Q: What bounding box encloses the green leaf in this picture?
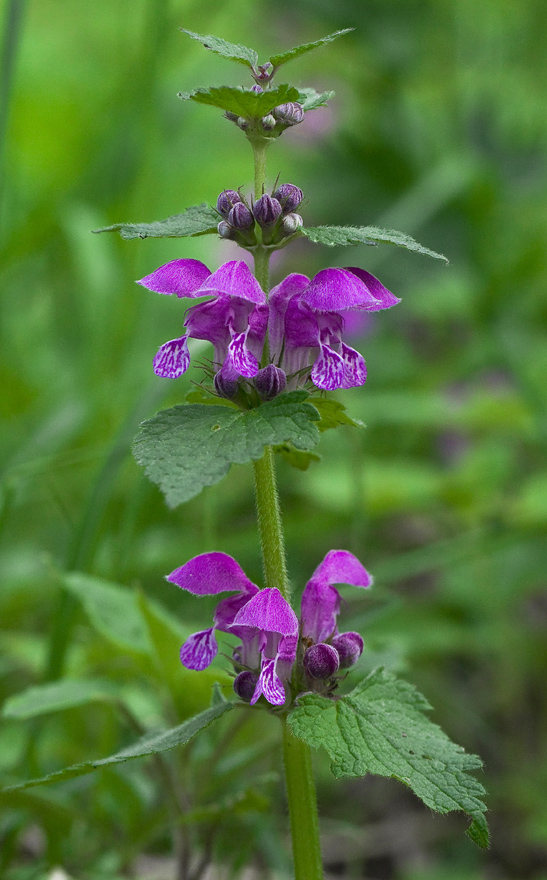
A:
[302,226,449,262]
[269,29,354,68]
[287,668,489,848]
[180,30,258,69]
[2,679,120,720]
[132,392,320,508]
[298,88,336,111]
[274,442,321,471]
[178,84,300,118]
[92,203,219,240]
[185,387,238,408]
[63,572,151,655]
[311,398,364,432]
[3,702,234,792]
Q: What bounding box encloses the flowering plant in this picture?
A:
[5,26,488,878]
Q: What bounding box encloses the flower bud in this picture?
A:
[214,371,239,399]
[237,116,249,131]
[273,102,304,126]
[303,643,340,680]
[273,184,303,214]
[281,213,303,235]
[217,221,234,239]
[254,365,287,400]
[253,195,282,228]
[217,189,242,217]
[331,632,364,669]
[224,111,239,124]
[254,63,272,83]
[260,114,277,132]
[228,202,255,230]
[233,670,259,702]
[250,84,263,94]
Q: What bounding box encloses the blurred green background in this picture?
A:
[1,1,546,878]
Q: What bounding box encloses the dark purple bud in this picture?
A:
[281,213,303,235]
[217,220,234,239]
[254,365,287,400]
[260,114,277,132]
[331,632,364,669]
[224,111,239,124]
[273,184,303,214]
[254,63,272,83]
[233,670,259,702]
[273,102,304,126]
[228,202,255,230]
[303,643,340,680]
[214,371,239,399]
[253,195,282,227]
[217,189,242,217]
[250,84,263,94]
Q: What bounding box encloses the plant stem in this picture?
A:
[282,718,324,880]
[250,127,323,880]
[253,447,289,599]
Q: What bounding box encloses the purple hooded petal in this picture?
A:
[311,343,345,390]
[180,628,217,671]
[232,587,299,637]
[197,261,266,305]
[301,550,373,643]
[167,552,258,596]
[153,336,191,379]
[301,268,382,312]
[214,587,259,633]
[345,267,400,310]
[137,259,211,297]
[250,657,286,706]
[339,343,367,389]
[268,274,310,360]
[310,550,373,590]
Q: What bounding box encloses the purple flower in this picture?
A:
[300,549,372,644]
[166,552,259,671]
[268,267,399,390]
[137,259,266,381]
[167,548,372,707]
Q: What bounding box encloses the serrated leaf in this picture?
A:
[311,398,364,432]
[274,442,321,471]
[92,203,219,240]
[2,679,120,720]
[185,388,238,408]
[178,84,300,118]
[288,668,489,848]
[3,702,234,792]
[298,88,335,111]
[269,29,354,68]
[63,572,151,655]
[132,392,320,508]
[302,226,449,262]
[181,30,258,69]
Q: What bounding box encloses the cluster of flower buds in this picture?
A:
[216,183,303,247]
[224,85,305,139]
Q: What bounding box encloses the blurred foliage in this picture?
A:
[1,0,546,878]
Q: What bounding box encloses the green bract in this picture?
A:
[302,225,449,262]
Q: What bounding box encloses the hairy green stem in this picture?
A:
[282,719,324,880]
[249,127,324,880]
[252,447,289,599]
